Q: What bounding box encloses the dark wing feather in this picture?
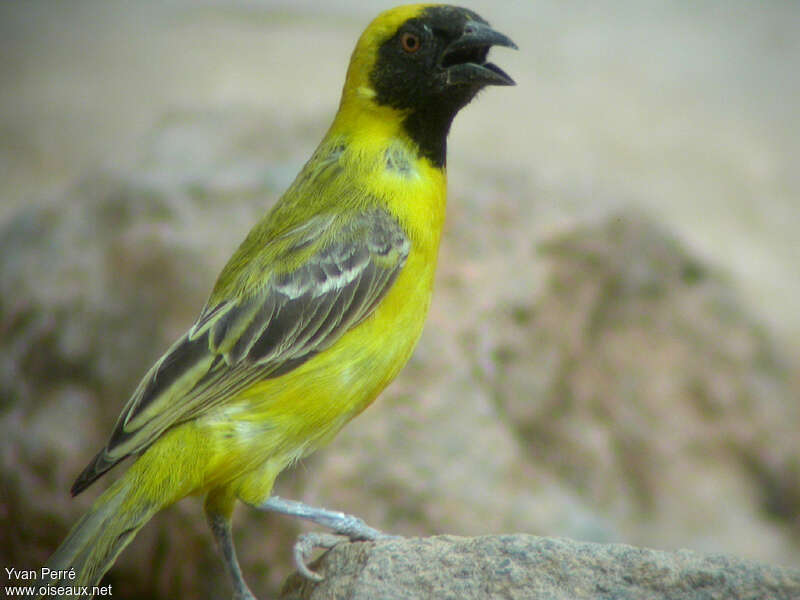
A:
[71,209,409,495]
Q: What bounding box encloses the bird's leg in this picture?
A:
[255,495,399,581]
[258,495,386,539]
[207,512,257,600]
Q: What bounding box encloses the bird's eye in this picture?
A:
[400,32,421,54]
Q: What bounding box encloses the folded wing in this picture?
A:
[72,208,410,495]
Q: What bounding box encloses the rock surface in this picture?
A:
[280,535,800,600]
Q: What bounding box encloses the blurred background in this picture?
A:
[2,0,798,597]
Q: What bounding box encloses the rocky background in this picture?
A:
[279,535,800,600]
[2,1,799,598]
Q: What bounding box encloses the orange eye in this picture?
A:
[400,32,421,53]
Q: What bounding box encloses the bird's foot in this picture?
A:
[255,496,401,581]
[292,532,345,581]
[293,528,401,581]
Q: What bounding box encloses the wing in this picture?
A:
[72,208,410,495]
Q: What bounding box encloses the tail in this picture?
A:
[37,476,159,600]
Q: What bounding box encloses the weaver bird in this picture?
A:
[40,4,515,599]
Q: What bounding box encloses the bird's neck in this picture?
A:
[400,109,451,168]
[330,89,452,169]
[311,99,447,255]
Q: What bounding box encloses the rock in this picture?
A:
[280,535,800,600]
[488,212,800,564]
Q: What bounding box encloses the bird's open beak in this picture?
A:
[441,21,517,87]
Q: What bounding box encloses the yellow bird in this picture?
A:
[41,4,515,599]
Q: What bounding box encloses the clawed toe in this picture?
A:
[293,532,348,581]
[292,530,403,581]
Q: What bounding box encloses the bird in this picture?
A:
[39,4,515,599]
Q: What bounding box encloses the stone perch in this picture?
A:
[279,534,800,600]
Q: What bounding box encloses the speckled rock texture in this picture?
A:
[280,535,800,600]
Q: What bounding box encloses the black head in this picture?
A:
[368,5,516,167]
